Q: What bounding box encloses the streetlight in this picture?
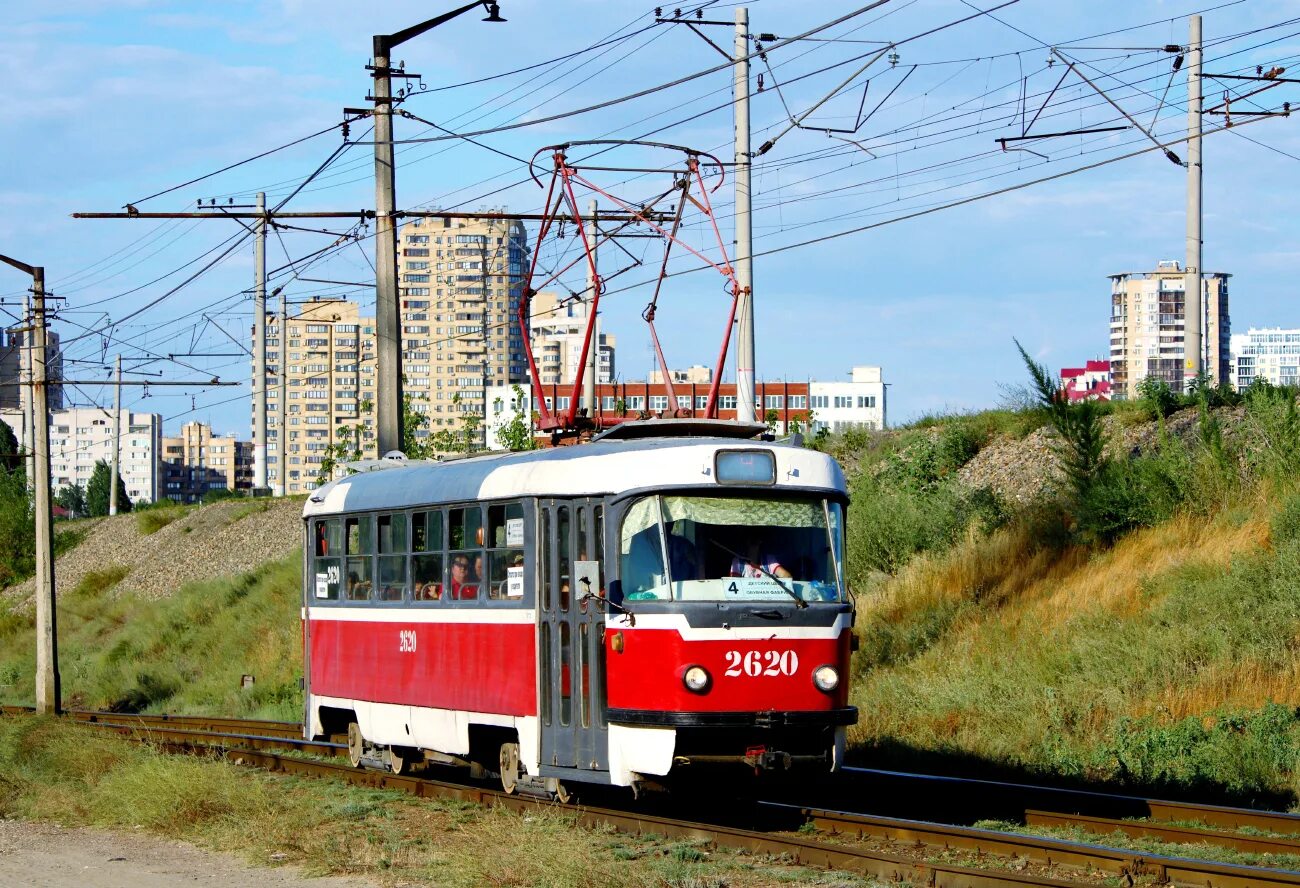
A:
[370,1,507,457]
[0,253,58,715]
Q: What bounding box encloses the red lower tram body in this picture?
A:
[305,602,854,790]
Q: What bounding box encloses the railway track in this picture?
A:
[10,707,1300,888]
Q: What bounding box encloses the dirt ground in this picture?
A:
[0,818,374,888]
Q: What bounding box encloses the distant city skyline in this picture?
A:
[4,1,1298,434]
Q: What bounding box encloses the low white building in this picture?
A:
[1,407,163,504]
[808,366,886,434]
[1230,327,1300,390]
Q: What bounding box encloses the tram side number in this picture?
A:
[723,650,798,677]
[398,629,418,653]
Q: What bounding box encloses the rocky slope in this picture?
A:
[3,498,303,606]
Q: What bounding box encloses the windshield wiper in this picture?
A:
[707,539,807,609]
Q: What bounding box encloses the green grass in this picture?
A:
[0,556,305,720]
[0,717,869,887]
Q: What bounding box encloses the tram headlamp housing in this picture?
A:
[813,664,839,693]
[682,665,711,693]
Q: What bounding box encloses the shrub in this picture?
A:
[137,506,184,536]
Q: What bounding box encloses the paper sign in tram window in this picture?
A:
[506,565,524,598]
[315,574,330,599]
[505,517,524,547]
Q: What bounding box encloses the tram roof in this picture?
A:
[302,435,846,518]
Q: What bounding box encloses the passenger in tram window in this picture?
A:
[472,554,484,583]
[315,522,329,557]
[729,540,792,580]
[449,555,478,599]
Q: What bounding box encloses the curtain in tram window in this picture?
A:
[659,496,824,529]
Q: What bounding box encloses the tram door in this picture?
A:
[538,499,608,774]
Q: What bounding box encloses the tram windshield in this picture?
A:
[619,494,845,603]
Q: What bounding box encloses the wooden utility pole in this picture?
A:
[109,354,121,516]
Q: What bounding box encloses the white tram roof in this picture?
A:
[302,435,847,518]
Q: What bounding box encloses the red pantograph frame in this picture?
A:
[517,141,741,433]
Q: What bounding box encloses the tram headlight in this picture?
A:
[682,665,711,693]
[813,664,839,693]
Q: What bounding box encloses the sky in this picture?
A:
[3,0,1299,434]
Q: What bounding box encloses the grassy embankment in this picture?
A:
[0,503,302,720]
[838,377,1300,808]
[0,717,857,888]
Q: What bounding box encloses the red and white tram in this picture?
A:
[301,420,856,797]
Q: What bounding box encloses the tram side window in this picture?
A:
[312,519,343,601]
[618,497,668,601]
[412,510,444,602]
[557,505,571,609]
[448,506,483,600]
[345,516,373,601]
[376,513,408,602]
[486,502,525,600]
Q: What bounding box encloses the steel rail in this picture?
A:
[839,766,1300,837]
[795,805,1300,888]
[1024,810,1300,857]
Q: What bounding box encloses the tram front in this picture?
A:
[600,445,855,787]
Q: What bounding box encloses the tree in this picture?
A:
[495,385,537,452]
[0,468,34,586]
[0,418,22,479]
[55,483,86,518]
[1016,339,1107,500]
[86,459,132,516]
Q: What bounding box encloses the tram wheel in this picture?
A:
[347,722,364,768]
[499,742,520,794]
[550,779,572,804]
[389,746,416,775]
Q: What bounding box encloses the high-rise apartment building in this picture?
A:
[0,326,63,411]
[528,290,615,386]
[1107,260,1230,398]
[254,215,532,494]
[160,421,253,503]
[1230,327,1300,390]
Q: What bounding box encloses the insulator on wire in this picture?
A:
[1172,54,1184,72]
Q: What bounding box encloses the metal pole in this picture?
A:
[1184,14,1203,389]
[20,295,33,490]
[252,192,268,490]
[31,269,59,715]
[734,6,756,423]
[373,39,403,455]
[277,287,287,496]
[584,199,598,416]
[109,355,121,516]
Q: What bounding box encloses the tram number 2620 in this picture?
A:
[723,649,798,677]
[398,629,418,653]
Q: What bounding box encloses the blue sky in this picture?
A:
[4,0,1299,433]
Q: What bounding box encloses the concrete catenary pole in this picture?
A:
[253,191,268,490]
[109,354,121,516]
[20,295,33,489]
[584,199,599,417]
[31,269,59,714]
[372,40,403,456]
[734,6,756,423]
[1183,14,1203,390]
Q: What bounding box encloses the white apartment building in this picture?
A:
[0,407,162,503]
[529,290,615,386]
[1230,327,1300,390]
